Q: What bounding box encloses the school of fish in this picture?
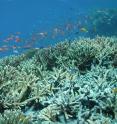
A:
[0,11,104,54]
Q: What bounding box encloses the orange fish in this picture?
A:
[0,47,8,52]
[15,36,22,42]
[4,34,14,42]
[0,48,5,52]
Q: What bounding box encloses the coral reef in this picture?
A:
[0,36,117,124]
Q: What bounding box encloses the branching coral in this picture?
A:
[0,110,32,124]
[0,36,117,124]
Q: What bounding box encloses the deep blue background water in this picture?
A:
[0,0,117,57]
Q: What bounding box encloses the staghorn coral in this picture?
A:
[0,36,117,124]
[0,110,32,124]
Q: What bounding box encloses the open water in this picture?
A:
[0,0,117,57]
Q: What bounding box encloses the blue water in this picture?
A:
[0,0,117,57]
